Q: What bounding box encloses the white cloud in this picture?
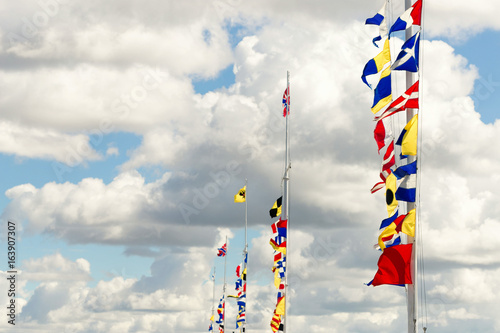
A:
[22,253,91,282]
[0,121,102,165]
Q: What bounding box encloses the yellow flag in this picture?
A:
[402,208,416,237]
[274,269,281,289]
[398,114,418,156]
[234,186,246,203]
[385,173,398,217]
[269,196,282,218]
[275,296,285,315]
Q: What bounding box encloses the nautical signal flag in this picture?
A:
[217,243,227,257]
[400,208,416,237]
[396,114,418,156]
[371,141,395,194]
[382,141,396,172]
[394,161,417,202]
[396,173,417,202]
[361,39,391,88]
[234,186,246,203]
[365,2,388,47]
[392,31,420,72]
[283,87,290,117]
[216,295,225,323]
[378,208,417,244]
[385,172,398,217]
[389,0,422,35]
[367,244,413,286]
[373,117,394,153]
[271,310,281,333]
[371,67,392,114]
[275,296,285,315]
[271,218,288,239]
[376,212,401,251]
[270,238,287,255]
[393,160,417,179]
[270,196,283,218]
[236,252,247,278]
[374,80,419,122]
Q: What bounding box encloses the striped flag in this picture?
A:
[374,80,419,122]
[271,310,281,332]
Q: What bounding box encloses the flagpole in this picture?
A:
[244,179,248,333]
[245,179,248,252]
[405,1,418,332]
[223,235,227,333]
[282,71,291,333]
[212,267,216,328]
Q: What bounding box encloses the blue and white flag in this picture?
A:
[365,2,388,47]
[396,173,416,202]
[392,31,420,72]
[393,160,417,179]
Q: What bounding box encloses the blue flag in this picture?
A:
[372,67,392,114]
[393,160,417,179]
[392,32,420,72]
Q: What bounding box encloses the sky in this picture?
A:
[0,0,500,332]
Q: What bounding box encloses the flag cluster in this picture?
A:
[362,0,422,286]
[268,208,288,331]
[215,295,224,327]
[234,253,247,328]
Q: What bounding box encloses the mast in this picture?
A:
[282,71,291,333]
[405,0,417,331]
[212,267,216,328]
[245,179,248,252]
[223,235,227,333]
[244,179,248,333]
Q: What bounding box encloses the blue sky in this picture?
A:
[1,1,500,332]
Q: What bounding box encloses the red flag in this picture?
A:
[371,142,394,194]
[374,118,388,153]
[368,243,413,286]
[374,80,419,122]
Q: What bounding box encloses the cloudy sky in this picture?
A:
[0,0,500,332]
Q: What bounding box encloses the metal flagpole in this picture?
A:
[223,235,227,333]
[404,0,418,332]
[212,267,216,317]
[244,179,248,333]
[282,71,291,333]
[245,179,248,252]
